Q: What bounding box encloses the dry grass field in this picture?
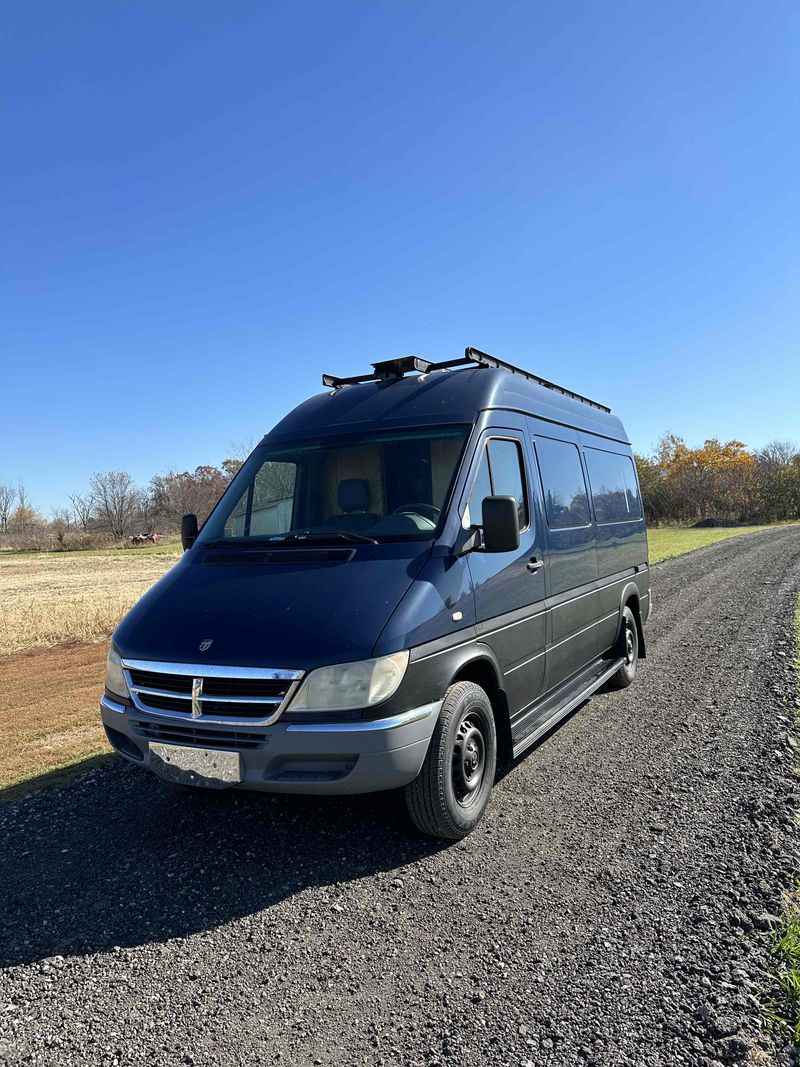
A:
[0,546,180,657]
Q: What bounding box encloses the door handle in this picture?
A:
[527,555,544,573]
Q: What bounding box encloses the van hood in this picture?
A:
[113,547,430,671]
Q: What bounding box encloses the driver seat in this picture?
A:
[328,478,380,531]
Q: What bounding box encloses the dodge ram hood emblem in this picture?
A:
[199,639,213,652]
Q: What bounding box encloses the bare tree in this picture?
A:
[50,507,73,549]
[150,466,230,527]
[69,492,95,531]
[754,439,798,473]
[90,471,141,539]
[223,437,258,479]
[0,482,16,533]
[9,481,42,532]
[50,507,73,529]
[227,437,257,464]
[16,481,29,514]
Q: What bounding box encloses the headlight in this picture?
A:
[288,651,409,713]
[105,647,131,700]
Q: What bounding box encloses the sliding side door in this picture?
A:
[531,427,601,693]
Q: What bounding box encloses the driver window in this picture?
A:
[488,439,528,529]
[466,438,528,529]
[466,450,492,526]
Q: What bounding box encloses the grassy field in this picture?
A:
[646,524,781,564]
[0,523,790,799]
[0,539,182,559]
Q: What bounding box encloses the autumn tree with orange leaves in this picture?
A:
[635,435,800,525]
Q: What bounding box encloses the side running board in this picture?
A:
[511,656,625,760]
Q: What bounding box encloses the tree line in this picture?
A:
[1,433,798,551]
[634,436,800,526]
[0,458,244,550]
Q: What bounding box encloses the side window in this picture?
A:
[466,438,529,529]
[467,450,492,524]
[585,448,643,523]
[534,437,590,527]
[621,456,643,518]
[488,439,528,528]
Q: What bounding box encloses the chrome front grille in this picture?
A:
[123,659,303,725]
[127,669,290,699]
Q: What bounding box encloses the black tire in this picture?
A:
[608,605,639,689]
[405,680,497,840]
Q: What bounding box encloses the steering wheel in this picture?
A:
[391,503,441,522]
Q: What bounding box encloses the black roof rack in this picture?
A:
[322,356,432,387]
[322,347,611,413]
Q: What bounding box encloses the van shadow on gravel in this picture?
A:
[0,762,446,969]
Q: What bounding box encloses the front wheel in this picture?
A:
[608,606,639,689]
[405,681,497,840]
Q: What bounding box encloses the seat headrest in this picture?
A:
[338,478,370,513]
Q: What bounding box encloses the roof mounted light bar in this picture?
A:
[322,347,611,413]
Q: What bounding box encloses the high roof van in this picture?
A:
[101,348,650,839]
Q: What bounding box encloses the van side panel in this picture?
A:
[579,433,648,654]
[529,419,602,691]
[372,554,475,656]
[531,426,598,598]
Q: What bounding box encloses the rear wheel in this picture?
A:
[608,605,639,689]
[405,681,497,840]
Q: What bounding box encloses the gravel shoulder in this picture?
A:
[1,526,799,1067]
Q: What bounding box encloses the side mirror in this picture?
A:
[181,513,199,550]
[481,496,520,553]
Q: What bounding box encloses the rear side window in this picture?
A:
[534,437,590,527]
[467,438,529,529]
[585,448,643,523]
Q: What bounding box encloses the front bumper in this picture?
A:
[100,695,441,795]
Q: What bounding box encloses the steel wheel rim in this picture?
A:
[452,711,487,807]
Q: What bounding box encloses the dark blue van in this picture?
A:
[101,349,650,839]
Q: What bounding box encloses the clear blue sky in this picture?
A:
[3,1,799,514]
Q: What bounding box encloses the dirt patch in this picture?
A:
[0,642,109,789]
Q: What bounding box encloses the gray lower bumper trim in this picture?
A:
[100,698,443,795]
[285,702,440,733]
[101,694,126,715]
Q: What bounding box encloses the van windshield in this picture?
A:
[198,426,469,546]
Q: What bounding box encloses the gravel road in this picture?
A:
[1,527,799,1067]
